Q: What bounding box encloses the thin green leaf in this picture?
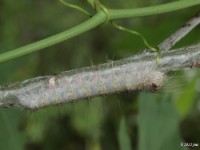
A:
[118,116,132,150]
[138,93,188,150]
[175,79,197,118]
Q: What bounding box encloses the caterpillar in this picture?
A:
[1,44,200,110]
[0,61,166,110]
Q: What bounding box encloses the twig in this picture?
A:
[159,11,200,51]
[0,44,200,110]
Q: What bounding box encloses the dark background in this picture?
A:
[0,0,200,150]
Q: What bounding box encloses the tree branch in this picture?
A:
[0,44,200,110]
[159,11,200,51]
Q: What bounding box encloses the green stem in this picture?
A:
[110,0,200,19]
[0,0,200,63]
[0,12,106,63]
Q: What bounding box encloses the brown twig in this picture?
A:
[158,11,200,51]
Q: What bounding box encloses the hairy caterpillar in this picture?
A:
[1,44,200,110]
[0,61,166,110]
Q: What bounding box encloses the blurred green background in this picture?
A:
[0,0,200,150]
